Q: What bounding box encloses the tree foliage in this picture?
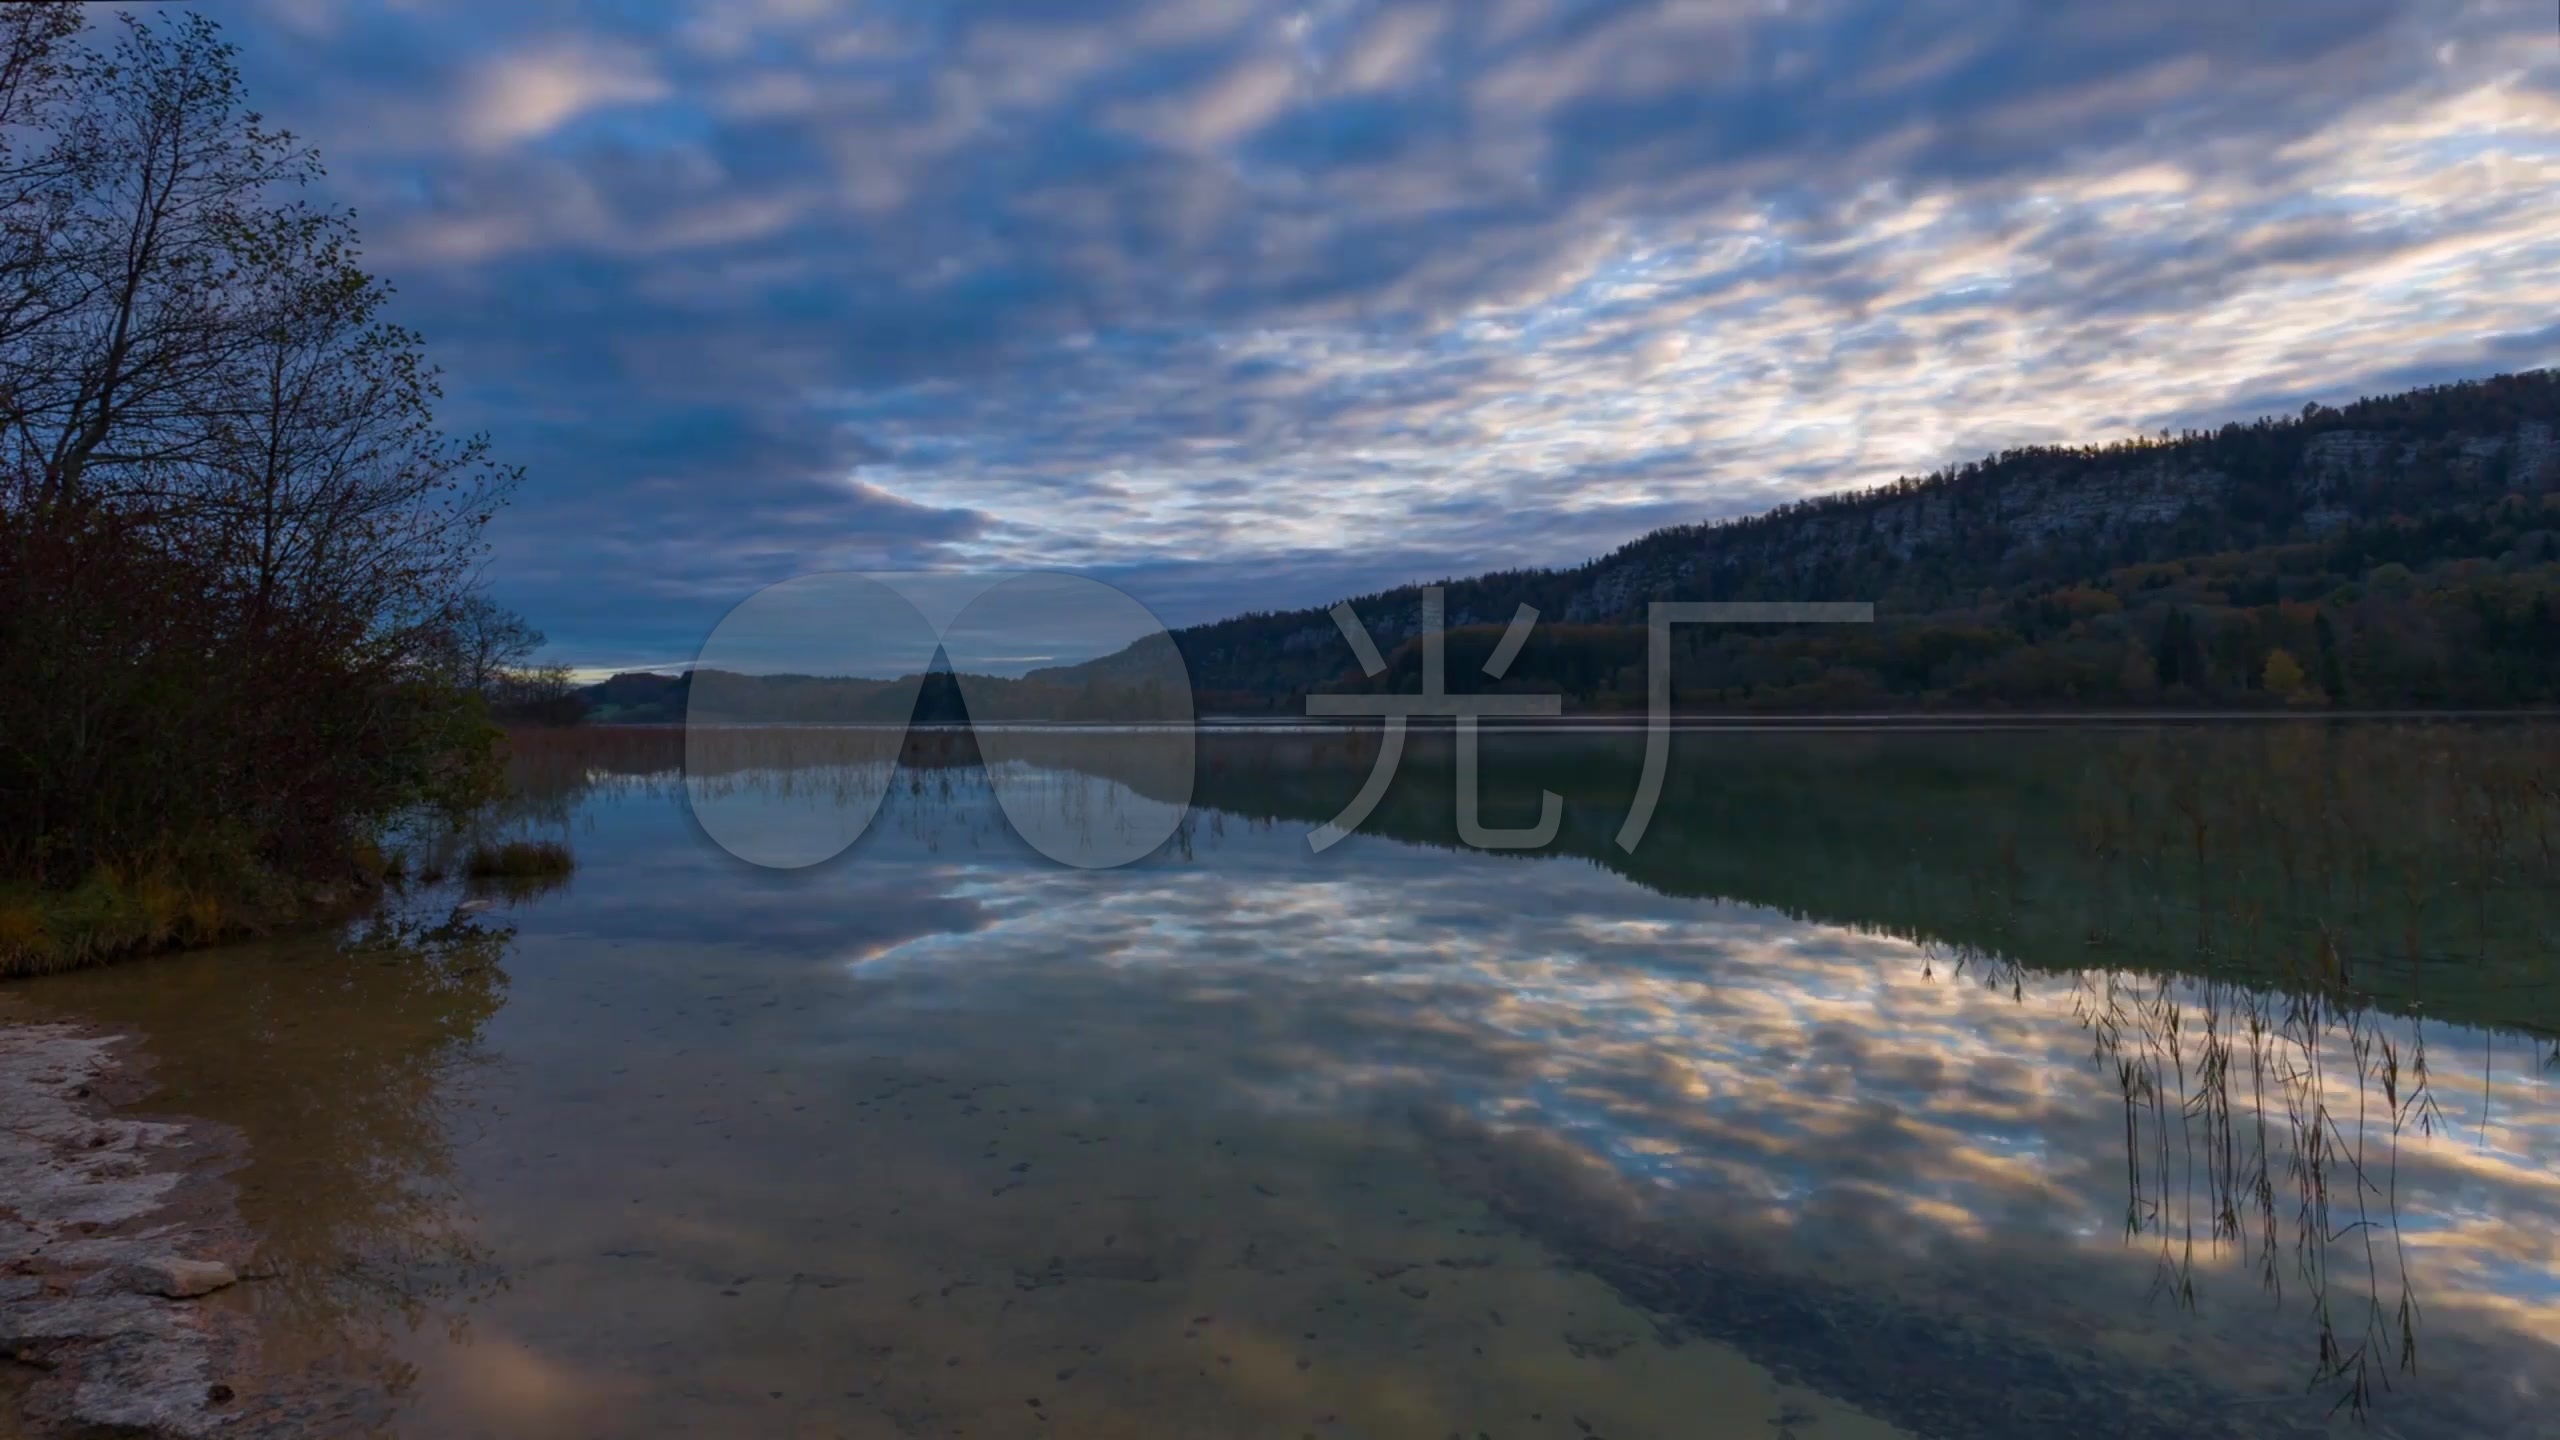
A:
[0,5,521,905]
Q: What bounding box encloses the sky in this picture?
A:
[218,0,2560,673]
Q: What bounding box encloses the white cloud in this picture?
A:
[1332,3,1445,93]
[215,0,2560,657]
[1116,52,1306,152]
[456,38,669,150]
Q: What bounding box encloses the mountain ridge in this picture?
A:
[1030,368,2560,709]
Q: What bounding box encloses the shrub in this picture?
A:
[461,840,576,881]
[0,858,297,977]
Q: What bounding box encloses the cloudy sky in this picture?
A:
[224,0,2560,671]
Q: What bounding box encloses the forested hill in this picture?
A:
[1038,369,2560,710]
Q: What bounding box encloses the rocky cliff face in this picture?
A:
[1551,419,2560,624]
[2293,422,2557,532]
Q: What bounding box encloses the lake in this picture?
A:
[8,723,2558,1438]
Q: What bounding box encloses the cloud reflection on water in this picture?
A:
[493,745,2560,1432]
[752,772,2560,1401]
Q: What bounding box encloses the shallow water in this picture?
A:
[10,727,2560,1438]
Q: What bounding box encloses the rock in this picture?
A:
[67,1330,220,1437]
[1,1291,182,1347]
[2,1021,253,1439]
[112,1257,239,1299]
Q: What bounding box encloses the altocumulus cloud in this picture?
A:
[226,0,2560,669]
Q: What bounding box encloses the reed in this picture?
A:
[460,839,576,881]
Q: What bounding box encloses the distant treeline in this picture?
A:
[1318,497,2560,711]
[581,668,1184,725]
[1043,369,2560,712]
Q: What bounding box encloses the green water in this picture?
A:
[9,725,2558,1438]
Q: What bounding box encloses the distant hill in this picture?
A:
[1033,369,2560,711]
[586,370,2560,720]
[575,667,1186,726]
[581,670,694,723]
[581,670,967,725]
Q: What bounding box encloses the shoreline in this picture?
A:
[0,1007,257,1438]
[585,707,2560,731]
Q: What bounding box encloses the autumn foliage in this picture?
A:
[0,7,517,966]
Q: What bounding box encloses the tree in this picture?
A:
[2263,648,2310,702]
[443,596,543,698]
[0,7,519,904]
[2157,608,2207,692]
[2314,612,2349,703]
[2,11,322,498]
[2118,640,2159,700]
[0,4,89,398]
[443,597,587,724]
[191,203,516,653]
[488,663,588,726]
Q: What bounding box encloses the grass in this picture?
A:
[0,830,582,979]
[0,861,294,978]
[1,738,591,977]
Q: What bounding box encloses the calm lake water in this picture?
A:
[9,725,2559,1438]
